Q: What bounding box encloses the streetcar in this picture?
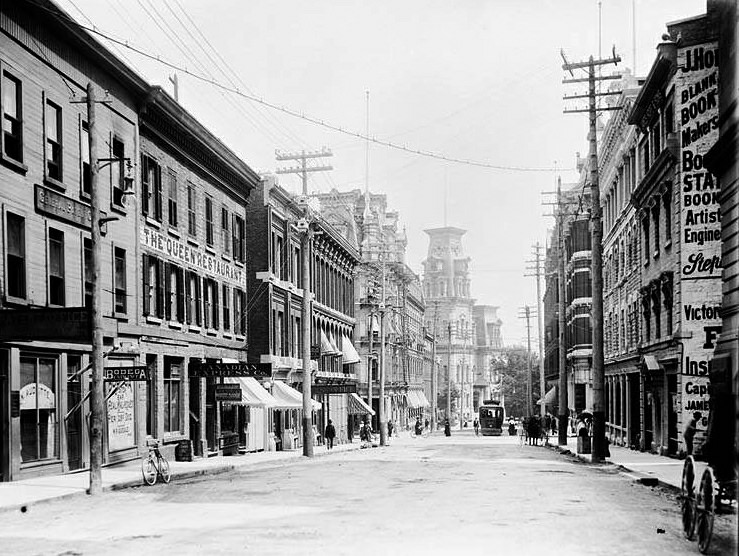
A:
[478,399,505,436]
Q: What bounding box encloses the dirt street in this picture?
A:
[0,432,735,555]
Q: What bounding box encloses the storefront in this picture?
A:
[222,376,276,452]
[269,380,321,450]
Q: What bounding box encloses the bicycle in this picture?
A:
[141,439,171,485]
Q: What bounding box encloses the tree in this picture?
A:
[498,345,541,419]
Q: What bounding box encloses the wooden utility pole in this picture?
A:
[276,148,333,195]
[525,243,546,417]
[378,253,387,446]
[367,309,374,419]
[300,220,314,457]
[518,305,535,418]
[87,83,104,494]
[431,301,439,431]
[562,50,621,461]
[446,322,452,420]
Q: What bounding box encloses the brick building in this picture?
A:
[246,177,360,448]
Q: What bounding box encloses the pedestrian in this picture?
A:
[551,416,557,435]
[424,418,429,431]
[444,418,451,437]
[415,417,423,436]
[359,420,368,448]
[544,413,552,434]
[683,411,702,456]
[473,418,480,436]
[324,419,336,450]
[387,420,394,438]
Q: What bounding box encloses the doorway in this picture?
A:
[189,377,201,456]
[66,355,84,471]
[0,349,7,481]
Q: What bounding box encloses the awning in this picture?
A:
[537,386,557,406]
[416,390,430,408]
[341,334,361,364]
[271,380,321,411]
[223,377,277,407]
[320,330,338,356]
[328,332,341,355]
[347,393,375,415]
[642,355,661,372]
[369,314,380,333]
[406,390,422,408]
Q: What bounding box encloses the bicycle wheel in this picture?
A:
[681,456,697,540]
[696,467,716,554]
[158,455,171,484]
[141,456,157,485]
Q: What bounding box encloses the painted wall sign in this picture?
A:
[107,382,136,452]
[677,41,721,444]
[141,227,245,287]
[310,383,358,394]
[19,383,55,410]
[35,184,107,230]
[0,307,91,342]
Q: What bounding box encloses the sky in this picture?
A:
[56,0,707,346]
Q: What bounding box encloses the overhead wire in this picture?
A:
[31,0,568,173]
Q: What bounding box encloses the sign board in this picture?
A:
[104,366,150,382]
[35,184,107,230]
[0,307,91,342]
[215,383,242,402]
[107,382,135,451]
[310,345,321,360]
[303,383,358,395]
[189,362,271,378]
[10,391,20,418]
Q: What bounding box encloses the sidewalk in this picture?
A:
[549,435,703,492]
[0,441,363,514]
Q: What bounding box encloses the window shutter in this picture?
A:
[155,163,163,222]
[184,270,192,324]
[141,156,149,216]
[142,254,150,315]
[164,263,172,321]
[213,281,219,329]
[156,258,165,318]
[233,288,239,335]
[203,279,210,329]
[232,214,238,261]
[176,267,185,323]
[195,276,202,325]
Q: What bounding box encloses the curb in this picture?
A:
[0,443,367,515]
[546,442,680,493]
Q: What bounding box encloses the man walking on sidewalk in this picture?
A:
[325,419,336,450]
[683,411,701,456]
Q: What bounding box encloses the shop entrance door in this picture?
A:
[0,372,6,481]
[66,356,83,470]
[667,374,678,455]
[189,378,201,456]
[205,378,218,454]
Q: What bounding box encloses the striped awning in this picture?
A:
[406,390,422,408]
[347,393,375,415]
[320,331,338,355]
[416,390,430,408]
[537,386,557,406]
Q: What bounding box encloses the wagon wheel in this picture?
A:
[696,466,716,554]
[681,456,697,540]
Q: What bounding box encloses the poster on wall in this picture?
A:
[676,41,721,443]
[107,382,136,452]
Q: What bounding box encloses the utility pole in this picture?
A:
[562,49,622,462]
[525,243,546,418]
[378,251,387,446]
[300,218,315,458]
[557,182,570,446]
[275,148,333,195]
[431,301,439,431]
[86,83,104,495]
[367,307,374,421]
[446,322,452,421]
[518,305,535,418]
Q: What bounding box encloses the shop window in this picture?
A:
[81,121,90,197]
[272,232,283,279]
[114,247,127,314]
[273,308,284,356]
[142,254,164,318]
[6,212,26,299]
[2,71,23,164]
[20,355,58,462]
[222,284,230,331]
[167,168,178,227]
[221,207,229,256]
[141,154,162,220]
[48,228,65,306]
[83,238,92,308]
[187,182,196,237]
[111,137,126,208]
[163,358,181,433]
[205,196,214,247]
[45,99,62,182]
